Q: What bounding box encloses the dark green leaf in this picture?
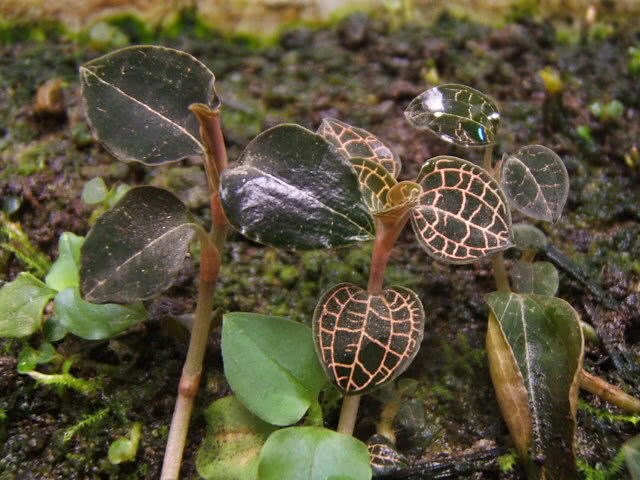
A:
[258,427,372,480]
[54,288,147,340]
[197,396,276,480]
[81,186,196,303]
[0,273,56,337]
[511,223,548,251]
[317,118,401,177]
[411,156,511,264]
[313,283,424,394]
[220,124,374,249]
[485,292,583,479]
[500,145,569,222]
[405,84,500,147]
[624,435,640,479]
[511,260,559,296]
[222,312,328,425]
[45,232,84,292]
[80,45,217,165]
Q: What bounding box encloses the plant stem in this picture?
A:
[579,369,640,413]
[483,145,494,171]
[161,105,229,480]
[491,254,511,292]
[377,397,401,443]
[337,214,410,436]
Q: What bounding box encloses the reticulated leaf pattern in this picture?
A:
[367,434,409,476]
[404,84,500,147]
[411,156,511,264]
[318,117,401,177]
[500,145,569,222]
[351,158,397,214]
[313,283,424,394]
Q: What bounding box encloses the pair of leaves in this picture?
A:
[405,84,569,223]
[485,292,584,479]
[197,396,371,480]
[312,283,425,395]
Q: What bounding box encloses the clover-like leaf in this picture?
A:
[0,273,56,338]
[81,186,197,303]
[317,117,401,177]
[500,145,569,222]
[485,292,583,479]
[313,283,424,394]
[197,396,277,480]
[367,434,409,477]
[80,45,217,165]
[511,260,559,296]
[220,124,374,250]
[405,84,500,147]
[411,156,511,264]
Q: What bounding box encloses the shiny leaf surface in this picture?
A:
[485,292,583,479]
[405,84,500,147]
[45,232,84,292]
[81,186,196,303]
[0,273,56,337]
[222,313,327,426]
[258,427,372,480]
[197,396,276,480]
[317,117,401,177]
[411,156,511,264]
[80,45,216,165]
[351,157,397,214]
[511,260,559,296]
[501,145,569,222]
[220,124,374,249]
[313,283,424,394]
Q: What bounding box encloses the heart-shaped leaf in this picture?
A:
[511,260,559,296]
[317,117,401,177]
[411,156,511,264]
[80,45,217,165]
[54,288,147,340]
[220,124,374,250]
[367,434,409,477]
[405,84,500,147]
[313,283,425,394]
[81,186,197,303]
[258,427,372,480]
[196,396,277,480]
[500,145,569,222]
[45,232,84,292]
[485,292,583,479]
[0,273,56,337]
[222,313,328,426]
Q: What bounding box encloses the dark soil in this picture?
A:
[1,11,639,479]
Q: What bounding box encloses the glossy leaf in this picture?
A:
[367,434,409,477]
[197,396,276,480]
[222,312,327,426]
[317,117,401,177]
[0,273,56,337]
[511,260,559,296]
[411,156,511,264]
[351,157,397,214]
[501,145,569,222]
[45,232,84,292]
[313,283,424,394]
[485,292,584,479]
[54,288,147,340]
[404,84,500,147]
[258,427,372,480]
[220,124,374,249]
[624,435,640,480]
[80,186,196,303]
[80,45,217,165]
[511,223,548,251]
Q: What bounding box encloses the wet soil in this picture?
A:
[1,11,639,479]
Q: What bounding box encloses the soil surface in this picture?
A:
[1,11,639,480]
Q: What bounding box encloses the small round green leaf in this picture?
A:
[81,177,108,205]
[108,423,141,465]
[80,186,196,303]
[197,396,276,480]
[0,273,56,337]
[411,156,511,264]
[405,84,500,147]
[220,124,374,250]
[222,313,328,426]
[258,427,372,480]
[511,223,548,251]
[45,232,84,292]
[54,288,147,340]
[500,145,569,223]
[80,45,217,165]
[317,117,401,177]
[313,283,425,394]
[511,260,559,296]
